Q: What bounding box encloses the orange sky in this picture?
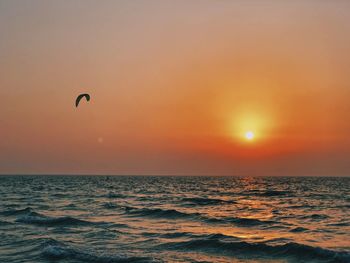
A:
[1,1,350,176]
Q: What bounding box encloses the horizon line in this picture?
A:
[0,173,349,178]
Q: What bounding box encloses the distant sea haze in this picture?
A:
[0,175,349,262]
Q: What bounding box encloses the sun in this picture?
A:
[228,111,272,143]
[245,131,255,141]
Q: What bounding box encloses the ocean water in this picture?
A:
[0,176,349,263]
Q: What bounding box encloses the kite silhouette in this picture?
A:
[75,93,90,107]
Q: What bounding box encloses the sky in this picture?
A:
[1,0,350,176]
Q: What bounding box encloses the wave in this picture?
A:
[142,231,199,239]
[144,232,239,241]
[327,222,350,227]
[41,239,156,263]
[290,227,308,232]
[226,217,276,227]
[256,190,289,197]
[15,211,100,227]
[123,206,199,220]
[103,202,118,209]
[0,220,12,226]
[207,216,277,227]
[65,203,78,209]
[159,234,350,262]
[106,192,126,199]
[302,214,330,221]
[0,207,34,216]
[122,206,276,228]
[181,197,236,206]
[288,204,316,209]
[336,204,350,209]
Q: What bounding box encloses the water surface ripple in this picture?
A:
[0,176,349,262]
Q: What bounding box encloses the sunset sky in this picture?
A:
[1,0,349,176]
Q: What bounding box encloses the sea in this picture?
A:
[0,175,349,263]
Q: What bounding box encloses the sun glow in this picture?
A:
[228,110,274,143]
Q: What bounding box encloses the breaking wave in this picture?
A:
[13,210,104,227]
[41,239,156,263]
[159,234,350,262]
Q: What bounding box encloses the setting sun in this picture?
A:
[245,131,255,141]
[229,112,271,143]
